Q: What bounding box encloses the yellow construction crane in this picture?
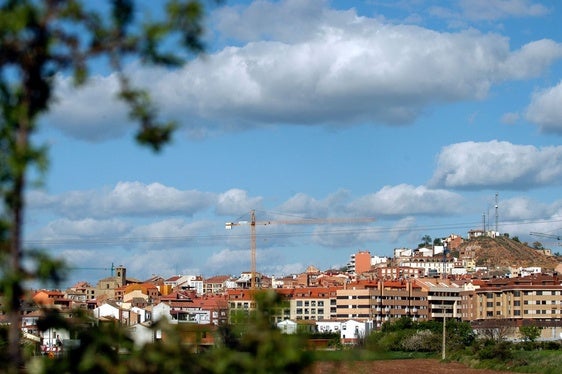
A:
[225,210,375,290]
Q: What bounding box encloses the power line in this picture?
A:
[22,216,562,248]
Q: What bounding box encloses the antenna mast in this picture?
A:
[495,192,499,233]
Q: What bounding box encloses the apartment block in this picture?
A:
[287,287,337,321]
[468,275,562,322]
[336,287,374,320]
[372,280,429,326]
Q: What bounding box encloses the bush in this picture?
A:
[400,330,440,352]
[477,341,513,361]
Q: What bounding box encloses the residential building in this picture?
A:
[204,275,232,294]
[415,278,462,320]
[288,287,336,321]
[336,284,375,321]
[372,280,429,327]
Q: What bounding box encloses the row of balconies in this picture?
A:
[373,306,419,314]
[375,315,420,322]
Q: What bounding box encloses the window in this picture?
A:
[296,301,302,306]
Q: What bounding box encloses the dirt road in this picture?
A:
[312,358,520,374]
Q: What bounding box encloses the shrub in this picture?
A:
[400,330,440,352]
[477,341,513,361]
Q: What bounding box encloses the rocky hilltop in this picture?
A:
[458,236,560,271]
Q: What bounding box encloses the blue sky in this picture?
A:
[23,0,562,287]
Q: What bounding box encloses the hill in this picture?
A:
[458,236,560,271]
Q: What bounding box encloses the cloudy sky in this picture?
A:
[25,0,562,287]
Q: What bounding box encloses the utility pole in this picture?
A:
[442,307,446,360]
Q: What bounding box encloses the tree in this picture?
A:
[519,325,541,342]
[532,241,544,250]
[418,235,432,248]
[0,1,211,372]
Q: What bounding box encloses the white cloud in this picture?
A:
[127,219,216,247]
[216,189,263,216]
[500,39,562,79]
[388,217,418,243]
[525,81,562,134]
[35,218,131,240]
[43,1,562,141]
[277,190,350,217]
[264,262,307,276]
[500,196,549,220]
[28,182,216,219]
[348,184,464,216]
[430,141,562,189]
[205,248,250,274]
[501,111,520,124]
[43,74,132,141]
[311,223,380,248]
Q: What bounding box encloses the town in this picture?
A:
[10,229,562,354]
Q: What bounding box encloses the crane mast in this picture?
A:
[226,210,375,290]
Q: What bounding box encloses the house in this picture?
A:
[128,322,155,347]
[65,281,96,308]
[123,283,160,303]
[92,301,139,326]
[204,275,232,294]
[277,319,297,334]
[153,300,210,324]
[316,320,342,334]
[165,275,205,295]
[32,290,72,309]
[340,319,371,344]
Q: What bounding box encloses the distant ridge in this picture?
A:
[459,236,560,271]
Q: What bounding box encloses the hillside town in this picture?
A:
[5,230,562,354]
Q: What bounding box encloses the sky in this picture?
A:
[22,0,562,287]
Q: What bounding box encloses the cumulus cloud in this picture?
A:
[277,190,350,217]
[126,219,222,249]
[215,189,263,216]
[43,74,132,141]
[500,196,550,220]
[206,248,250,273]
[43,0,562,141]
[34,218,131,240]
[347,184,464,216]
[311,223,380,248]
[525,81,562,134]
[430,141,562,189]
[28,182,216,219]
